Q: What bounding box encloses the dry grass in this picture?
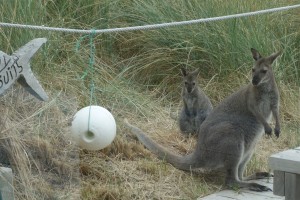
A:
[0,86,81,200]
[0,67,299,200]
[0,72,299,200]
[79,116,222,200]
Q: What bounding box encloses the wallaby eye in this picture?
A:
[185,81,188,85]
[261,69,267,74]
[192,82,196,86]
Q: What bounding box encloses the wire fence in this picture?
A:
[0,4,299,34]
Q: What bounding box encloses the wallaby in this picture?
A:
[179,68,213,135]
[124,48,281,192]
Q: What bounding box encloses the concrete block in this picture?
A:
[269,149,300,174]
[269,147,300,200]
[0,167,14,200]
[285,172,300,200]
[273,170,284,196]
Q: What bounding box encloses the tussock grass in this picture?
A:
[0,0,299,199]
[0,88,80,199]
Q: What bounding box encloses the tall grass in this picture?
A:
[115,0,300,96]
[0,0,299,199]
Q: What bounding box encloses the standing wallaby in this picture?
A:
[179,68,213,135]
[124,48,281,191]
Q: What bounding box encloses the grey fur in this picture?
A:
[124,49,281,192]
[179,68,213,135]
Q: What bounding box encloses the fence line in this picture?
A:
[0,4,299,34]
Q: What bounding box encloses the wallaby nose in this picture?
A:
[252,76,260,86]
[186,84,194,93]
[187,87,192,93]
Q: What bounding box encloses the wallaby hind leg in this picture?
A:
[225,168,272,192]
[224,148,271,191]
[238,152,253,180]
[238,152,272,181]
[194,111,207,132]
[179,113,196,134]
[243,172,273,181]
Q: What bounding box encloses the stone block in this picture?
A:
[0,167,14,200]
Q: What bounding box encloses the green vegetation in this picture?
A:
[0,0,299,199]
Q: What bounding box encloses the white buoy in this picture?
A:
[71,105,116,150]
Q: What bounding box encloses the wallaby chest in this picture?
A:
[254,89,276,121]
[183,92,201,115]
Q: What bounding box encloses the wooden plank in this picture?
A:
[269,149,300,174]
[213,191,268,200]
[198,178,284,200]
[198,193,233,200]
[285,173,300,200]
[273,170,285,196]
[241,179,280,198]
[199,190,284,200]
[234,178,278,198]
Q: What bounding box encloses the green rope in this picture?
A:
[75,29,97,132]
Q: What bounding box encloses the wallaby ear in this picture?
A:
[266,51,282,64]
[191,68,200,76]
[251,48,262,61]
[180,68,187,76]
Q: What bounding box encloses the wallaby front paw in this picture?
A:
[274,126,280,138]
[264,125,272,135]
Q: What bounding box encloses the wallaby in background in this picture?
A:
[179,68,213,135]
[125,48,281,191]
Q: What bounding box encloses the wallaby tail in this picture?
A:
[124,119,198,171]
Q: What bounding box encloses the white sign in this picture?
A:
[0,38,48,101]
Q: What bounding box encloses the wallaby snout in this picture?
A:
[251,69,267,86]
[252,75,260,86]
[185,81,196,93]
